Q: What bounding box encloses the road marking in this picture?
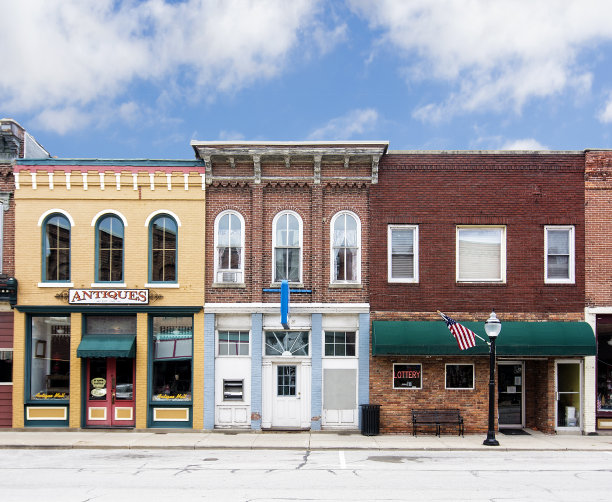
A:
[339,450,346,469]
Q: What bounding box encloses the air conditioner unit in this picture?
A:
[220,272,238,283]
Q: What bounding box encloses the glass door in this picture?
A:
[498,362,524,428]
[86,358,135,427]
[272,364,301,428]
[556,361,582,430]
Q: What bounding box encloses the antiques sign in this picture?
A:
[69,289,149,305]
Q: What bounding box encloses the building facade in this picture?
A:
[369,151,595,434]
[12,159,206,428]
[195,142,386,430]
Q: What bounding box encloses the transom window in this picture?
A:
[215,211,244,283]
[96,215,124,282]
[218,330,249,356]
[150,215,177,283]
[456,226,506,282]
[265,331,309,356]
[545,226,575,284]
[324,331,356,357]
[273,211,302,283]
[331,211,360,283]
[388,225,418,282]
[43,214,71,282]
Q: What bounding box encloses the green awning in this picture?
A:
[372,321,596,357]
[77,335,136,358]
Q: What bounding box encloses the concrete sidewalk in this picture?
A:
[0,429,611,451]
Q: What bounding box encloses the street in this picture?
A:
[0,448,611,501]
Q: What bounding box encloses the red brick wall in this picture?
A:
[205,159,371,303]
[370,153,585,315]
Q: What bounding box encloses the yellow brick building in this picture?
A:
[13,159,205,429]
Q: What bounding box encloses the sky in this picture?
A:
[2,0,612,159]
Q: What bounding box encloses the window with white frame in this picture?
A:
[388,225,418,282]
[331,211,360,283]
[273,211,302,283]
[545,226,575,283]
[214,211,244,284]
[393,363,422,389]
[324,331,356,356]
[218,330,249,356]
[456,226,506,282]
[445,364,474,389]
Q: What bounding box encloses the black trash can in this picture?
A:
[360,404,380,436]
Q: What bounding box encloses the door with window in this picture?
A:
[86,358,135,427]
[556,361,582,430]
[498,362,524,428]
[272,364,301,428]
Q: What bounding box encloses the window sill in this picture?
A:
[38,282,74,288]
[145,283,180,288]
[269,282,304,288]
[212,282,246,288]
[328,283,362,289]
[91,283,127,288]
[544,281,576,286]
[456,281,506,287]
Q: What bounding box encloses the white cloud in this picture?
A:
[218,130,246,141]
[349,0,612,121]
[0,0,330,132]
[308,108,379,140]
[598,93,612,123]
[501,138,548,150]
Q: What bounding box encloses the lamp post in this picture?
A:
[483,311,501,446]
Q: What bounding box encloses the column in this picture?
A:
[203,313,215,429]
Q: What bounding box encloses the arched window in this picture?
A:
[273,211,302,283]
[43,214,71,282]
[214,211,244,283]
[331,211,360,283]
[96,214,124,282]
[150,215,177,283]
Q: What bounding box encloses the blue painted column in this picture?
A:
[251,313,263,430]
[358,312,370,429]
[203,313,215,430]
[311,313,322,431]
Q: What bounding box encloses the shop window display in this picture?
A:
[30,316,70,400]
[597,330,612,412]
[152,316,192,401]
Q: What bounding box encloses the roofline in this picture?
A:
[386,149,584,155]
[16,158,204,167]
[191,140,389,147]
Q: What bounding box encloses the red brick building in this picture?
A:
[194,141,386,430]
[369,151,594,434]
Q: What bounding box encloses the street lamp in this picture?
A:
[483,311,501,446]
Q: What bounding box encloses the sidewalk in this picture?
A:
[1,429,611,451]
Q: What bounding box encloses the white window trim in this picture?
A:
[216,329,251,357]
[456,225,506,283]
[272,210,303,284]
[329,211,361,284]
[213,210,245,285]
[445,363,475,390]
[392,363,422,390]
[322,330,359,358]
[544,225,575,284]
[387,224,419,283]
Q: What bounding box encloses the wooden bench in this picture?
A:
[411,409,464,437]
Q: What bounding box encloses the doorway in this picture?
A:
[556,360,582,431]
[271,364,302,428]
[498,362,524,428]
[86,358,135,427]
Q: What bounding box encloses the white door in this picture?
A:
[272,364,301,428]
[556,360,582,431]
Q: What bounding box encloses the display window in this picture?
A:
[597,327,612,413]
[393,363,422,389]
[29,316,71,400]
[151,316,193,402]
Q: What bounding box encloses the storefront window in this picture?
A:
[30,316,70,400]
[597,329,612,412]
[151,316,192,402]
[393,363,422,389]
[445,364,474,389]
[0,350,12,383]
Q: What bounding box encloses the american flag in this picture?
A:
[438,312,477,350]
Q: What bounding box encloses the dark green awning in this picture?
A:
[372,321,596,357]
[77,335,136,358]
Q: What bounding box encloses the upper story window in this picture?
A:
[43,214,71,282]
[331,211,360,283]
[273,211,302,283]
[150,215,177,283]
[215,211,244,284]
[96,214,124,282]
[456,226,506,283]
[388,225,418,283]
[545,226,575,284]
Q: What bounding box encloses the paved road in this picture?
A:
[0,448,611,501]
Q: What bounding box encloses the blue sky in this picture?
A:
[2,0,612,159]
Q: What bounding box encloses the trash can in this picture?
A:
[360,404,380,436]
